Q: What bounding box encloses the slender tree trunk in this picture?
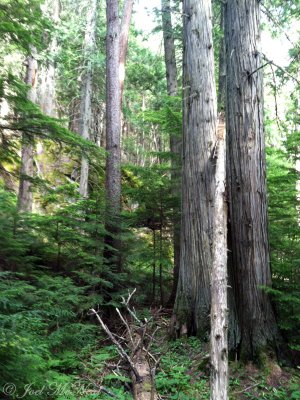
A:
[161,0,178,96]
[18,51,38,212]
[224,0,278,359]
[159,198,164,306]
[161,0,181,307]
[119,0,134,104]
[104,0,122,269]
[172,0,218,336]
[210,116,228,400]
[77,0,98,197]
[152,230,156,304]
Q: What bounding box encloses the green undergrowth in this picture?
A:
[85,333,300,399]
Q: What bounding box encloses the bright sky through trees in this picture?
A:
[134,0,293,68]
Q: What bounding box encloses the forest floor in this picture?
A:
[86,312,300,400]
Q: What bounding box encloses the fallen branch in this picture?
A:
[90,308,142,382]
[91,290,160,400]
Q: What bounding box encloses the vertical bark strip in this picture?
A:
[210,117,228,400]
[161,0,181,307]
[18,52,38,212]
[225,0,278,358]
[217,4,226,112]
[217,1,240,352]
[119,0,134,104]
[105,0,121,269]
[78,0,98,197]
[173,0,217,336]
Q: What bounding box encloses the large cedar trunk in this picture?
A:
[18,52,38,212]
[224,0,278,359]
[104,0,122,269]
[161,0,181,307]
[173,0,217,336]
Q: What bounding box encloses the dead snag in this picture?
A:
[210,115,228,400]
[91,290,159,399]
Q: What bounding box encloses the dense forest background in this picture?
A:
[0,0,299,399]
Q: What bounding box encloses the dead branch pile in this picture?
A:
[91,289,161,399]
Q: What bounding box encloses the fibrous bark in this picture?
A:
[173,0,217,336]
[217,3,226,112]
[224,0,278,359]
[18,51,38,212]
[161,0,181,307]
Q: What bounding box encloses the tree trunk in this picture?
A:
[38,0,59,117]
[217,1,240,353]
[224,0,278,359]
[217,3,226,112]
[161,0,181,307]
[210,116,228,400]
[78,0,98,198]
[18,51,38,212]
[161,0,178,97]
[173,0,217,336]
[104,0,122,269]
[119,0,134,104]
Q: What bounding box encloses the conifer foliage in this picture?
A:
[0,0,299,399]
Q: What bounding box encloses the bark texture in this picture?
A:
[104,0,121,269]
[217,4,226,112]
[173,0,217,336]
[210,117,228,400]
[78,0,98,197]
[224,0,278,359]
[18,52,38,212]
[217,1,240,352]
[161,0,181,307]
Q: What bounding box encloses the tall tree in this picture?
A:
[18,50,38,212]
[104,0,121,268]
[172,0,218,335]
[161,0,181,306]
[78,0,98,197]
[224,0,278,358]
